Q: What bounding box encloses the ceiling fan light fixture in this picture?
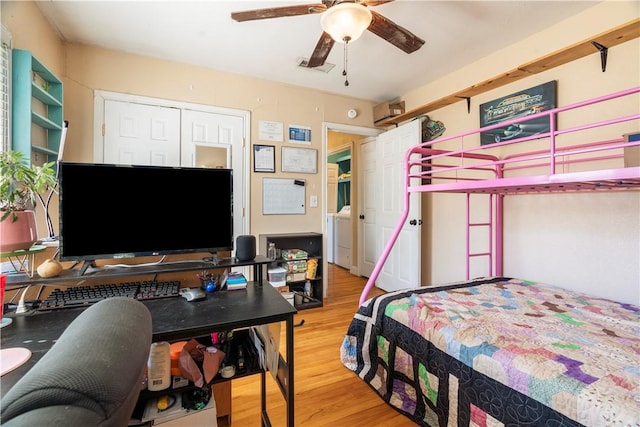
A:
[321,3,372,43]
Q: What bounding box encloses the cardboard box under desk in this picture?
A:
[374,101,405,123]
[623,132,640,167]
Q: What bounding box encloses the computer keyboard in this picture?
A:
[38,280,181,311]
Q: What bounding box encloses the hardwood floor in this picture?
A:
[226,263,417,426]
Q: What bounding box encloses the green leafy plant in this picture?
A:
[0,150,57,223]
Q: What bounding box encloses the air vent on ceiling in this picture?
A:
[297,58,335,73]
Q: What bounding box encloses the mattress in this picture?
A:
[340,277,640,426]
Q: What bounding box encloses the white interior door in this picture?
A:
[376,120,422,292]
[101,98,248,244]
[180,110,246,243]
[327,163,338,214]
[104,100,180,166]
[358,136,378,278]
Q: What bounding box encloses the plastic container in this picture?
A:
[267,242,276,260]
[268,266,286,283]
[147,341,171,391]
[169,341,188,376]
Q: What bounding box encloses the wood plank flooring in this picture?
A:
[225,263,417,426]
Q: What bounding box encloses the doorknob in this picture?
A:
[359,214,365,219]
[409,219,423,226]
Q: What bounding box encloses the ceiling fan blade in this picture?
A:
[305,32,335,68]
[231,4,327,22]
[367,10,425,54]
[361,0,395,6]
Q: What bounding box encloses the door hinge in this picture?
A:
[102,124,105,136]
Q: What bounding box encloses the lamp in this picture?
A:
[320,2,372,86]
[321,2,372,44]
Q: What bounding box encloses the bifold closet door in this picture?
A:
[103,100,181,166]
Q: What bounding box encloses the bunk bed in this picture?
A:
[340,87,640,426]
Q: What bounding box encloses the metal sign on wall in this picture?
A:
[480,80,557,145]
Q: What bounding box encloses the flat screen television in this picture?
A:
[58,162,234,262]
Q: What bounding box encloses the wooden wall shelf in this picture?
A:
[375,18,640,127]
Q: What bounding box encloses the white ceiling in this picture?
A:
[35,0,599,103]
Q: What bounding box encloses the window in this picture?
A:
[0,25,11,153]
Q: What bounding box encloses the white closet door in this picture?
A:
[180,109,246,244]
[327,163,338,214]
[102,100,247,242]
[104,100,180,166]
[376,119,422,292]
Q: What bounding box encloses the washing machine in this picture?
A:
[335,206,351,269]
[326,213,335,264]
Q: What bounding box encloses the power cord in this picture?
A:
[15,285,31,314]
[101,255,167,269]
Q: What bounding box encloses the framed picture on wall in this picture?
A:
[281,146,317,174]
[253,144,275,173]
[479,81,557,145]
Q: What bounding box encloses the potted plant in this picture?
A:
[0,150,57,253]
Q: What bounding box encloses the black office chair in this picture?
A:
[0,297,152,426]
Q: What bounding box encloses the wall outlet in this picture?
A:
[310,195,318,208]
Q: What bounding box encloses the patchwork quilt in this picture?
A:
[340,277,640,426]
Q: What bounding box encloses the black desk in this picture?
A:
[1,282,297,427]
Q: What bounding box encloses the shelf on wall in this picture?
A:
[375,19,640,127]
[12,49,64,165]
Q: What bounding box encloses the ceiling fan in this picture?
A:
[231,0,425,69]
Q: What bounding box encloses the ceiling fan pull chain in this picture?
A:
[343,38,349,86]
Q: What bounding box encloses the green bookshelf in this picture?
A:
[12,49,63,165]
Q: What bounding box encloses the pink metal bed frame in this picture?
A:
[360,86,640,305]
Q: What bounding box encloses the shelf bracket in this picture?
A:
[591,41,608,72]
[457,96,471,113]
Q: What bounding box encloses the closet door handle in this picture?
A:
[409,219,423,226]
[359,214,365,220]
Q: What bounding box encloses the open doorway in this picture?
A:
[322,122,382,283]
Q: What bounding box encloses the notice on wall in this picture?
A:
[259,120,284,142]
[288,124,311,144]
[262,178,305,215]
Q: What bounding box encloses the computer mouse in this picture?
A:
[180,287,206,302]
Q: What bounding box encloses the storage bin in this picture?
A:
[267,266,286,283]
[282,292,295,306]
[281,249,308,260]
[373,100,405,122]
[285,260,307,273]
[286,272,307,282]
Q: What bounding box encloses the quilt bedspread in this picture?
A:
[340,277,640,426]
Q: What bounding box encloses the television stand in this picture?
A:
[77,259,97,275]
[5,255,273,287]
[204,253,219,265]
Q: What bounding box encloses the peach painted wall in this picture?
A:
[2,0,377,245]
[2,0,65,239]
[398,2,640,304]
[3,1,639,304]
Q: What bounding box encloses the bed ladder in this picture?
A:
[466,193,503,279]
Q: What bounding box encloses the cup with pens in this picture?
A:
[197,271,220,293]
